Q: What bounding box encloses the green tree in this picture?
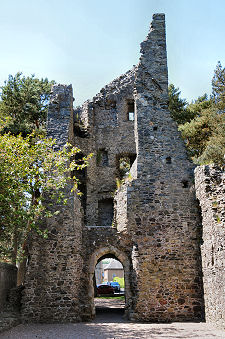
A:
[212,61,225,112]
[0,132,91,265]
[113,276,125,288]
[188,94,212,117]
[168,84,195,124]
[179,63,225,166]
[0,72,93,276]
[179,107,224,165]
[0,72,54,135]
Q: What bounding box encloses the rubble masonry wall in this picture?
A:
[195,165,225,329]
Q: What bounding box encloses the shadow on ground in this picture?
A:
[95,307,125,323]
[0,306,224,339]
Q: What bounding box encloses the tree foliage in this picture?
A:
[212,61,225,112]
[0,132,91,264]
[0,72,54,135]
[179,107,224,165]
[187,94,212,116]
[169,62,225,166]
[113,276,125,288]
[0,72,92,265]
[168,84,194,124]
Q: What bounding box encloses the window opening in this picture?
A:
[117,154,136,179]
[211,245,214,266]
[74,114,88,138]
[128,112,134,121]
[127,100,135,121]
[97,149,109,167]
[98,198,114,226]
[166,156,172,164]
[182,180,189,188]
[72,153,87,219]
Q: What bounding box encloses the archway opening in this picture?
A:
[87,244,133,321]
[94,254,125,317]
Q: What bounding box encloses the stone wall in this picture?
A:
[21,85,84,323]
[0,263,20,334]
[21,13,206,324]
[74,68,136,227]
[195,165,225,329]
[115,13,204,321]
[0,263,17,310]
[47,84,74,148]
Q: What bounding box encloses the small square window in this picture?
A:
[166,156,171,164]
[182,180,189,188]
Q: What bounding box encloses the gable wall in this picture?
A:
[21,13,207,324]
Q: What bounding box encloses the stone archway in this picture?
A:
[88,245,132,319]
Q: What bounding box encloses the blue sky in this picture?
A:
[0,0,225,106]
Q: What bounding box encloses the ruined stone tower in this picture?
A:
[21,14,204,322]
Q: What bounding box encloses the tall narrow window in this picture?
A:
[72,153,87,220]
[127,100,135,121]
[98,198,114,226]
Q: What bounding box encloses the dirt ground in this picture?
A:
[1,298,224,339]
[95,297,125,309]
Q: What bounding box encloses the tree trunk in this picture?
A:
[35,119,40,129]
[11,225,18,265]
[17,257,27,285]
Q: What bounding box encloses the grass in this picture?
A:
[95,296,125,300]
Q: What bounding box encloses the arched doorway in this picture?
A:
[88,246,132,319]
